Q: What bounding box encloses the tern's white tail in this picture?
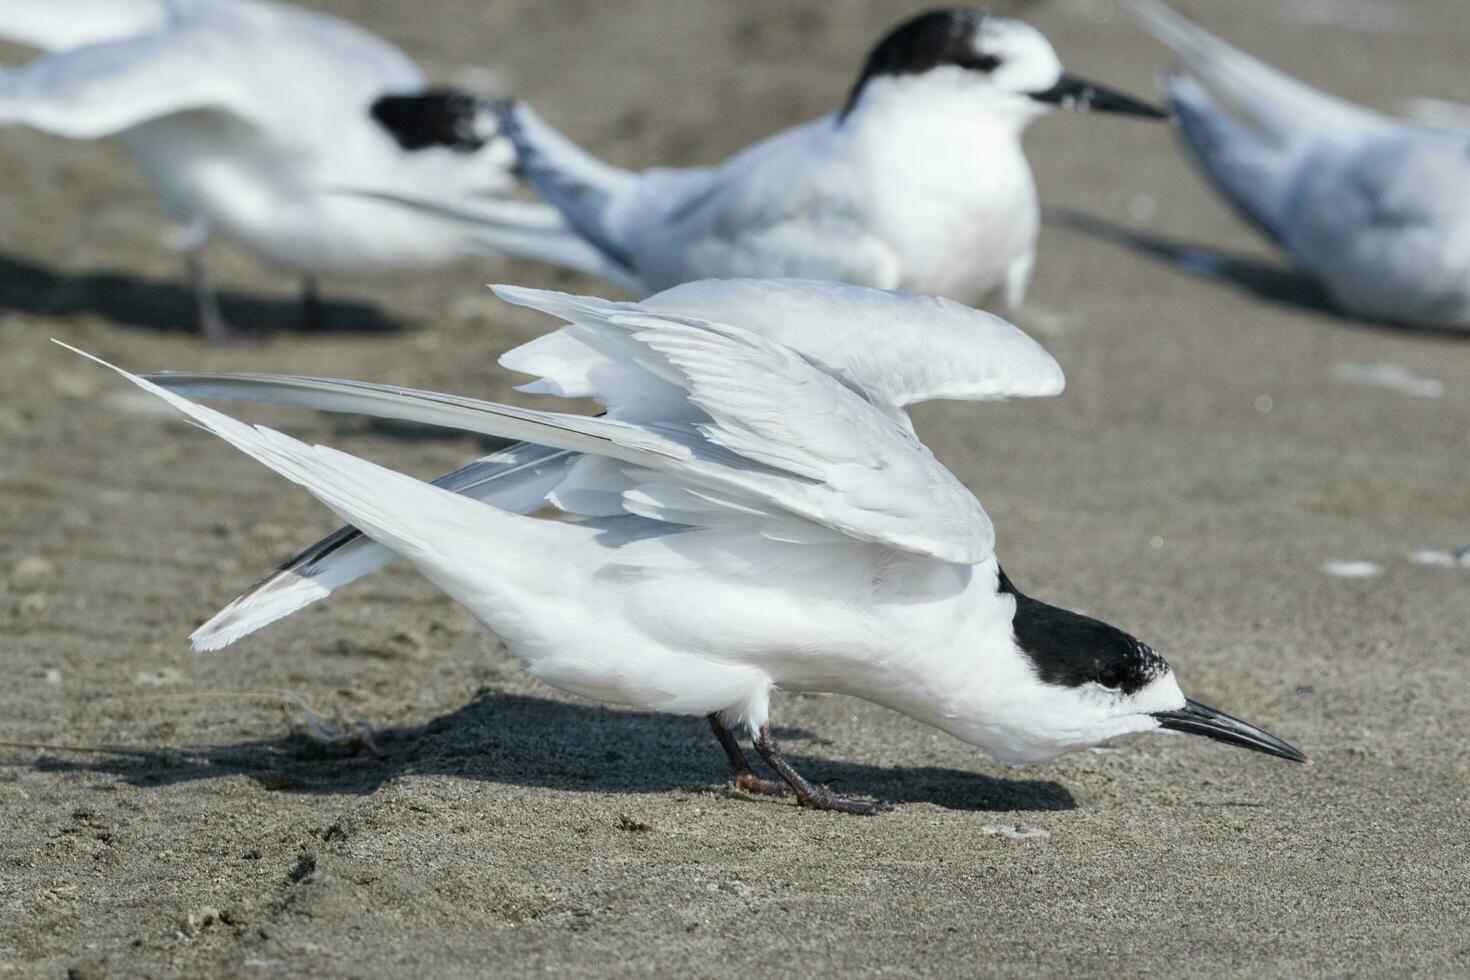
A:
[188,443,575,651]
[60,343,582,646]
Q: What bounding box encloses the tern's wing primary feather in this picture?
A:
[1154,70,1299,245]
[490,289,996,561]
[0,21,252,137]
[0,0,169,52]
[189,443,574,652]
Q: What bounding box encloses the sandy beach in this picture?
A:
[2,0,1468,975]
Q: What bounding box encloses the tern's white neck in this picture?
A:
[799,558,1177,767]
[844,70,1045,143]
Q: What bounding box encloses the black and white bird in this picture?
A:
[380,8,1163,309]
[1131,0,1470,330]
[63,279,1305,813]
[0,0,583,339]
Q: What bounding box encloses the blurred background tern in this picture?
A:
[370,8,1163,309]
[0,0,576,340]
[62,281,1305,813]
[1130,0,1470,331]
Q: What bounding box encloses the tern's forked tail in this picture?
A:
[57,341,585,648]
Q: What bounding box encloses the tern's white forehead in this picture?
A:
[973,18,1064,93]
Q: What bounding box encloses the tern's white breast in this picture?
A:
[852,103,1040,306]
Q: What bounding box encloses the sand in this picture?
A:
[2,0,1469,976]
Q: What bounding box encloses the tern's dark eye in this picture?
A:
[1091,666,1127,690]
[964,53,1003,73]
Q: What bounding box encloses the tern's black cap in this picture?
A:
[998,567,1167,694]
[371,89,492,153]
[843,9,998,117]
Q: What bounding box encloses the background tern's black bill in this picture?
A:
[1152,699,1308,763]
[1030,73,1167,118]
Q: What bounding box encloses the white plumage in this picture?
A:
[0,0,581,335]
[1132,0,1470,330]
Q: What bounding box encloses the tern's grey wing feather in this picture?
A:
[147,371,563,448]
[490,290,997,562]
[621,119,905,293]
[637,279,1064,406]
[1131,0,1393,243]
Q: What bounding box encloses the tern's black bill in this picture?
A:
[1029,73,1166,119]
[1153,699,1308,763]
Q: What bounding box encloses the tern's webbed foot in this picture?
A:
[708,716,891,814]
[751,723,893,816]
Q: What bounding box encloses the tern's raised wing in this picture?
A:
[0,0,169,52]
[0,23,252,138]
[642,279,1063,406]
[496,280,1062,414]
[66,292,997,564]
[146,279,1057,646]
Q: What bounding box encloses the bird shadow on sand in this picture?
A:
[0,252,403,337]
[1044,207,1335,318]
[22,688,1076,814]
[1052,209,1470,340]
